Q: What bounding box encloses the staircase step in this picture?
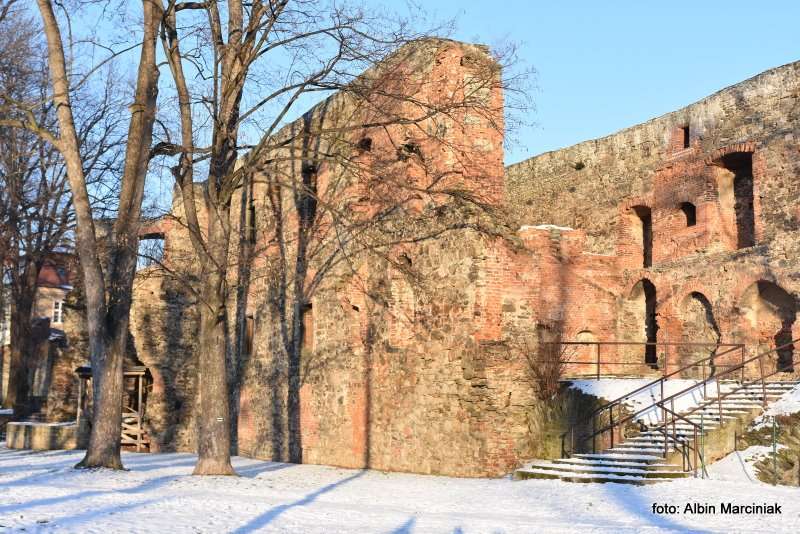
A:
[610,445,673,454]
[549,458,682,471]
[522,461,688,479]
[685,414,737,421]
[627,437,687,446]
[574,453,663,463]
[706,401,766,407]
[696,407,754,414]
[667,426,717,434]
[639,432,697,440]
[733,386,797,392]
[527,380,799,485]
[515,466,680,485]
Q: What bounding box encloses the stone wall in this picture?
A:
[129,271,199,452]
[507,60,800,380]
[505,61,800,256]
[123,46,800,476]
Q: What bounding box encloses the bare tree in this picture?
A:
[0,3,74,418]
[0,0,162,468]
[517,324,574,400]
[156,0,531,474]
[0,3,126,419]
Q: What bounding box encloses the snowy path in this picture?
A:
[0,446,798,533]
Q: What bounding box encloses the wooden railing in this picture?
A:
[121,405,149,452]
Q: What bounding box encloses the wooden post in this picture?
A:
[76,377,84,425]
[137,375,143,418]
[137,375,143,452]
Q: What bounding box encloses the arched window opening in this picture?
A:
[679,292,722,375]
[680,202,697,226]
[642,280,658,367]
[626,279,659,368]
[741,281,796,372]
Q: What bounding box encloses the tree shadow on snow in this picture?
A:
[15,497,163,531]
[236,460,294,478]
[230,470,366,533]
[600,481,713,533]
[0,472,180,515]
[390,517,416,533]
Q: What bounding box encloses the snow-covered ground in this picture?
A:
[760,385,800,418]
[1,446,798,533]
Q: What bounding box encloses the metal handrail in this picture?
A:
[565,343,742,434]
[563,338,798,459]
[588,339,798,444]
[672,347,800,421]
[582,343,742,419]
[546,340,743,380]
[558,342,742,456]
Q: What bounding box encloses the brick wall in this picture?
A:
[123,48,800,476]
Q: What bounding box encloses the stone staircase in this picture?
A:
[515,380,799,485]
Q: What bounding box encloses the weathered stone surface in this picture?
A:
[6,421,78,450]
[118,46,800,477]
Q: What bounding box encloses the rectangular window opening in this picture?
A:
[52,300,64,324]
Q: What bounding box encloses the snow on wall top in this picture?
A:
[519,224,575,232]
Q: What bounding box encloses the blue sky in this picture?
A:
[397,1,800,164]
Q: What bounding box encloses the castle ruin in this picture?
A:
[36,40,800,477]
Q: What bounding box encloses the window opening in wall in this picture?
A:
[137,233,166,270]
[302,303,314,350]
[670,125,691,151]
[680,202,697,226]
[642,279,659,367]
[357,137,373,152]
[248,201,257,245]
[716,152,755,249]
[52,300,64,324]
[397,142,422,161]
[742,281,796,373]
[245,316,254,356]
[632,206,653,268]
[679,292,722,375]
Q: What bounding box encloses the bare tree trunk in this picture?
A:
[193,213,236,475]
[3,285,34,417]
[36,0,161,469]
[80,331,124,468]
